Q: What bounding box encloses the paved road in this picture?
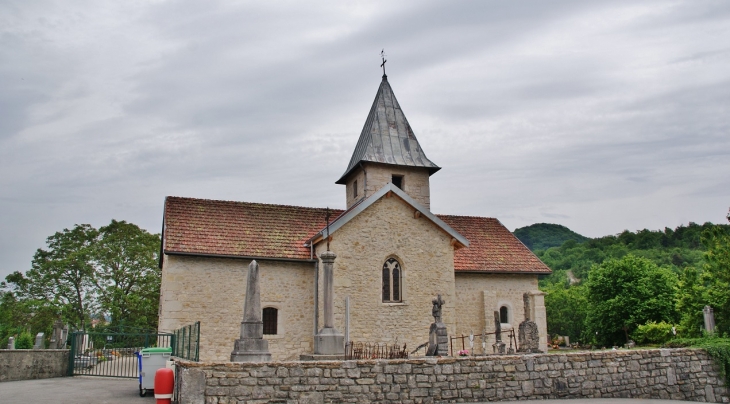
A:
[0,376,152,404]
[0,377,713,404]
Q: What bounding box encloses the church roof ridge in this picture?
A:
[436,213,500,220]
[165,195,340,213]
[335,76,440,184]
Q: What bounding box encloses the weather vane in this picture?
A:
[325,207,331,250]
[380,49,387,76]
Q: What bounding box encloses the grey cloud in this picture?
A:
[2,0,730,280]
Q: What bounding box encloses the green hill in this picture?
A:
[513,223,589,251]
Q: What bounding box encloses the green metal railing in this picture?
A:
[172,321,200,362]
[67,330,174,378]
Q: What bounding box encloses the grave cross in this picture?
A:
[325,208,331,250]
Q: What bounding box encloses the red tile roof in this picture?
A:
[163,197,341,261]
[163,196,551,274]
[438,215,551,274]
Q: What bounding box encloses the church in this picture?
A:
[157,72,551,361]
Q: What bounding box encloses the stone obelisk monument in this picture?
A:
[231,260,271,362]
[315,250,345,355]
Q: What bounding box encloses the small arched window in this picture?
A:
[499,306,509,324]
[382,258,402,302]
[263,307,278,335]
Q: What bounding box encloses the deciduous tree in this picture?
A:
[5,224,98,329]
[584,255,678,346]
[94,220,160,330]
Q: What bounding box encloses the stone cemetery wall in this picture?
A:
[0,349,69,382]
[176,348,728,404]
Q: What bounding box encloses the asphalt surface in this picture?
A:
[0,376,153,404]
[0,377,714,404]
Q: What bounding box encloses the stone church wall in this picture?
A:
[176,348,728,404]
[345,163,431,209]
[158,255,315,361]
[316,194,455,353]
[453,273,547,353]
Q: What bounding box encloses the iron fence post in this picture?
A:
[67,332,76,376]
[195,322,200,361]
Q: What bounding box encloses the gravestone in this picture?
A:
[492,311,505,354]
[704,306,716,334]
[426,295,449,356]
[314,251,345,355]
[7,336,14,350]
[517,293,541,353]
[230,260,271,362]
[33,333,45,349]
[49,319,65,349]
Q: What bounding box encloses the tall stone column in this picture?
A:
[231,260,271,362]
[315,251,344,355]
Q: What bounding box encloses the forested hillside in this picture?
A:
[536,222,714,284]
[518,218,730,346]
[513,223,589,251]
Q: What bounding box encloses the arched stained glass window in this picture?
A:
[382,258,402,302]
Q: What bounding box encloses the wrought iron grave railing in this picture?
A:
[345,341,408,360]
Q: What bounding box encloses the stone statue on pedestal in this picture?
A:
[426,294,449,356]
[231,260,271,362]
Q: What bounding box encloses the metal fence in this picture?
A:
[67,330,173,378]
[449,329,518,356]
[172,321,200,362]
[345,341,408,360]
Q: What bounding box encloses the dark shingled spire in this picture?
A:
[335,76,440,184]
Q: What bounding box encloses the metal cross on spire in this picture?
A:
[325,207,331,250]
[380,49,387,76]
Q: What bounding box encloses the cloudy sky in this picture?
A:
[2,0,729,280]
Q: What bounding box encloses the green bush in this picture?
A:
[632,321,675,344]
[15,332,34,349]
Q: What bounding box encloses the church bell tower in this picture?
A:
[336,73,440,210]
